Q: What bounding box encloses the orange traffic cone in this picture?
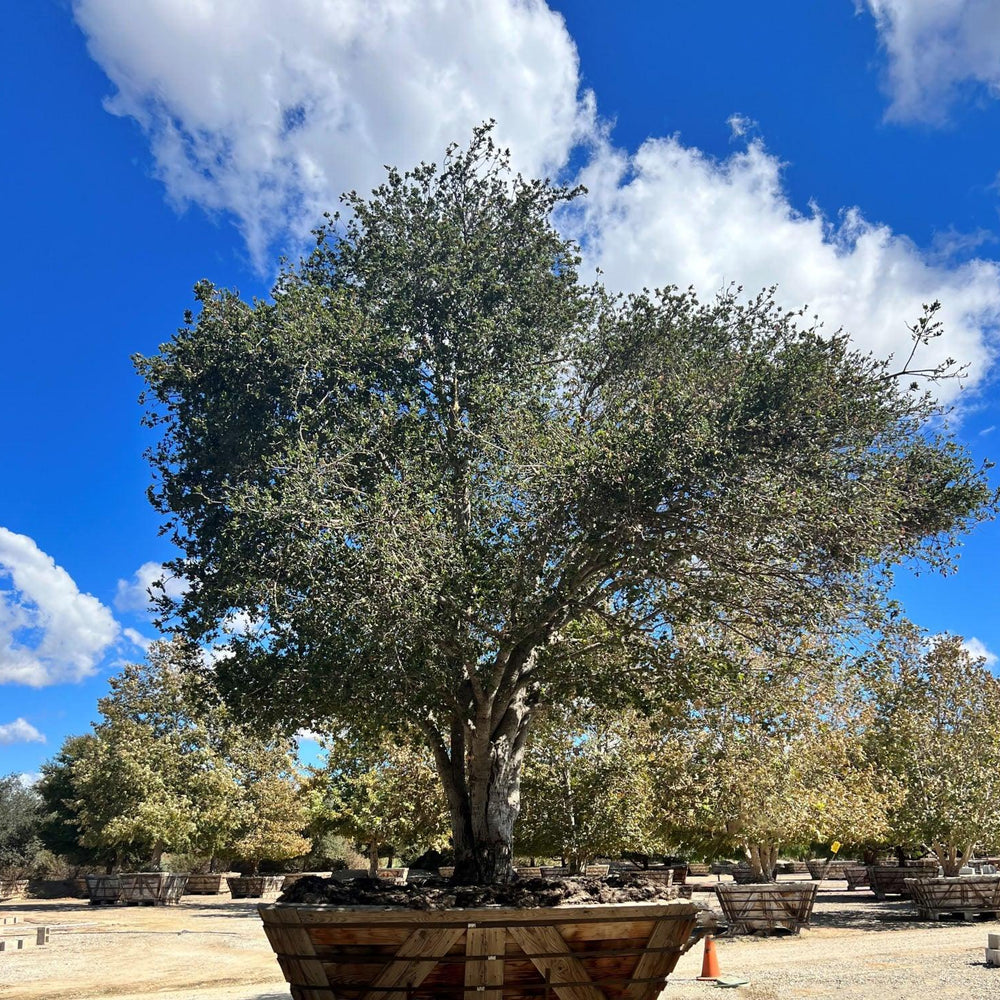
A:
[697,934,720,981]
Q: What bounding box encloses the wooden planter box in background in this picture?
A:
[805,860,830,881]
[120,872,188,905]
[868,865,939,900]
[906,875,1000,920]
[0,879,29,901]
[227,875,285,899]
[844,865,870,891]
[186,872,241,895]
[259,899,701,1000]
[281,872,331,891]
[86,874,122,905]
[376,867,409,883]
[715,881,818,934]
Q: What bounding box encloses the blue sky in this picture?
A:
[3,0,1000,777]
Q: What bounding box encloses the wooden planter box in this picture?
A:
[906,875,1000,920]
[186,872,241,895]
[376,868,409,883]
[120,872,188,905]
[67,877,91,899]
[776,861,808,876]
[0,879,29,901]
[731,865,778,885]
[86,874,122,905]
[259,899,701,999]
[638,870,673,887]
[228,875,285,899]
[282,872,332,891]
[805,860,830,881]
[715,881,818,935]
[844,865,870,891]
[686,863,711,877]
[868,865,939,900]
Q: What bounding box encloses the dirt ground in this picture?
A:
[4,877,1000,999]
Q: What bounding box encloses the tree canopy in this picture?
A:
[657,634,894,879]
[41,640,308,870]
[866,632,1000,874]
[136,124,995,881]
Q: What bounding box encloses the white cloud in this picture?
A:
[115,561,188,614]
[962,636,998,667]
[0,718,46,745]
[72,0,1000,396]
[122,626,153,651]
[573,133,1000,397]
[17,773,42,788]
[861,0,1000,123]
[0,528,120,687]
[71,0,592,265]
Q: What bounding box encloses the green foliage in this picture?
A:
[42,640,309,869]
[518,707,665,868]
[0,775,44,878]
[306,730,448,873]
[658,635,894,878]
[866,631,1000,874]
[134,123,995,879]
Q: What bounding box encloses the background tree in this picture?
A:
[226,738,310,874]
[43,640,309,870]
[306,731,448,876]
[0,775,43,878]
[517,707,665,870]
[866,631,1000,875]
[136,125,994,882]
[658,636,895,880]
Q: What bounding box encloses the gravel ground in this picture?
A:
[4,878,1000,999]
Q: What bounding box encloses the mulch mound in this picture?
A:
[279,872,686,911]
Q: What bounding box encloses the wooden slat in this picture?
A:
[623,917,691,1000]
[359,926,464,1000]
[508,924,604,1000]
[464,926,505,999]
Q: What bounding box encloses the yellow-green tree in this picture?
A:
[867,632,1000,874]
[51,640,309,870]
[659,637,893,880]
[307,730,448,875]
[517,707,666,870]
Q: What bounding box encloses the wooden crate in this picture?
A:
[0,879,29,901]
[906,875,1000,920]
[638,870,673,888]
[120,872,188,905]
[86,874,122,905]
[731,865,778,885]
[715,882,818,935]
[586,865,611,878]
[686,864,711,877]
[259,898,701,1000]
[805,860,830,881]
[282,873,332,891]
[844,865,870,891]
[376,868,409,883]
[186,873,241,895]
[228,875,285,899]
[868,865,939,900]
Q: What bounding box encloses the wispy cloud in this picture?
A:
[72,0,1000,401]
[963,636,999,668]
[115,561,187,614]
[0,528,119,687]
[0,717,46,745]
[860,0,1000,124]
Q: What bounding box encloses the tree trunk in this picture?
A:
[746,843,778,883]
[368,840,380,878]
[429,693,532,885]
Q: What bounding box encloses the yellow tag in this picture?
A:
[830,841,841,855]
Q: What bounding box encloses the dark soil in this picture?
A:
[278,872,691,911]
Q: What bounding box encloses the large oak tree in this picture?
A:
[136,125,994,882]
